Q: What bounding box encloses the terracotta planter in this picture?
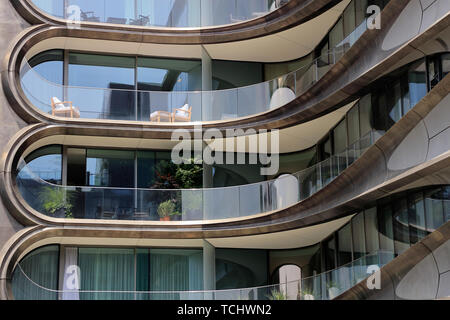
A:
[159,216,170,221]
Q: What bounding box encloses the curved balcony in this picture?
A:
[11,249,390,300]
[28,0,290,28]
[19,45,357,123]
[11,0,345,44]
[15,131,376,222]
[7,0,447,132]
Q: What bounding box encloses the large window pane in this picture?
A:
[347,104,360,145]
[329,18,344,49]
[150,249,203,292]
[393,198,410,255]
[212,60,263,90]
[23,145,62,184]
[364,207,380,253]
[359,94,372,136]
[137,57,201,92]
[407,60,427,110]
[86,149,135,187]
[343,1,356,38]
[408,192,428,243]
[425,188,445,232]
[333,119,348,153]
[337,224,353,266]
[216,249,268,290]
[378,205,394,253]
[78,247,135,300]
[12,245,59,300]
[68,53,135,120]
[352,212,366,259]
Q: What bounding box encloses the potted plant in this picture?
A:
[267,289,287,300]
[39,187,74,218]
[157,199,179,221]
[327,281,341,299]
[301,287,315,300]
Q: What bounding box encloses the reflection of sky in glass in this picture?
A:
[33,0,274,27]
[68,64,134,118]
[27,155,62,182]
[138,68,168,86]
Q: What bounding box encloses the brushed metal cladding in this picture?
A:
[336,222,450,300]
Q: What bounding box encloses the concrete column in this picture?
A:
[203,240,216,294]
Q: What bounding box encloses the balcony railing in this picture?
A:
[18,19,375,124]
[16,131,378,222]
[31,0,289,28]
[12,250,392,300]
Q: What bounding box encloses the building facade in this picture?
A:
[0,0,449,300]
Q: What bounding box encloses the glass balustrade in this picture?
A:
[12,250,390,300]
[31,0,288,28]
[20,46,357,123]
[16,131,377,222]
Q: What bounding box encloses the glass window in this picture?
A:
[324,237,336,271]
[329,18,344,49]
[352,213,366,259]
[149,248,203,292]
[22,50,64,114]
[408,60,427,110]
[264,54,313,81]
[32,0,64,17]
[359,94,372,136]
[12,245,60,300]
[137,151,156,188]
[378,205,394,253]
[388,82,403,124]
[425,188,445,232]
[355,0,368,26]
[69,53,135,88]
[68,53,136,120]
[442,186,450,223]
[67,148,86,186]
[333,119,348,153]
[212,60,263,90]
[86,149,135,187]
[337,224,353,267]
[343,2,356,38]
[137,57,202,92]
[78,247,135,300]
[442,53,450,78]
[408,191,428,244]
[393,198,410,255]
[216,249,268,290]
[22,145,62,184]
[364,207,380,253]
[347,104,360,145]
